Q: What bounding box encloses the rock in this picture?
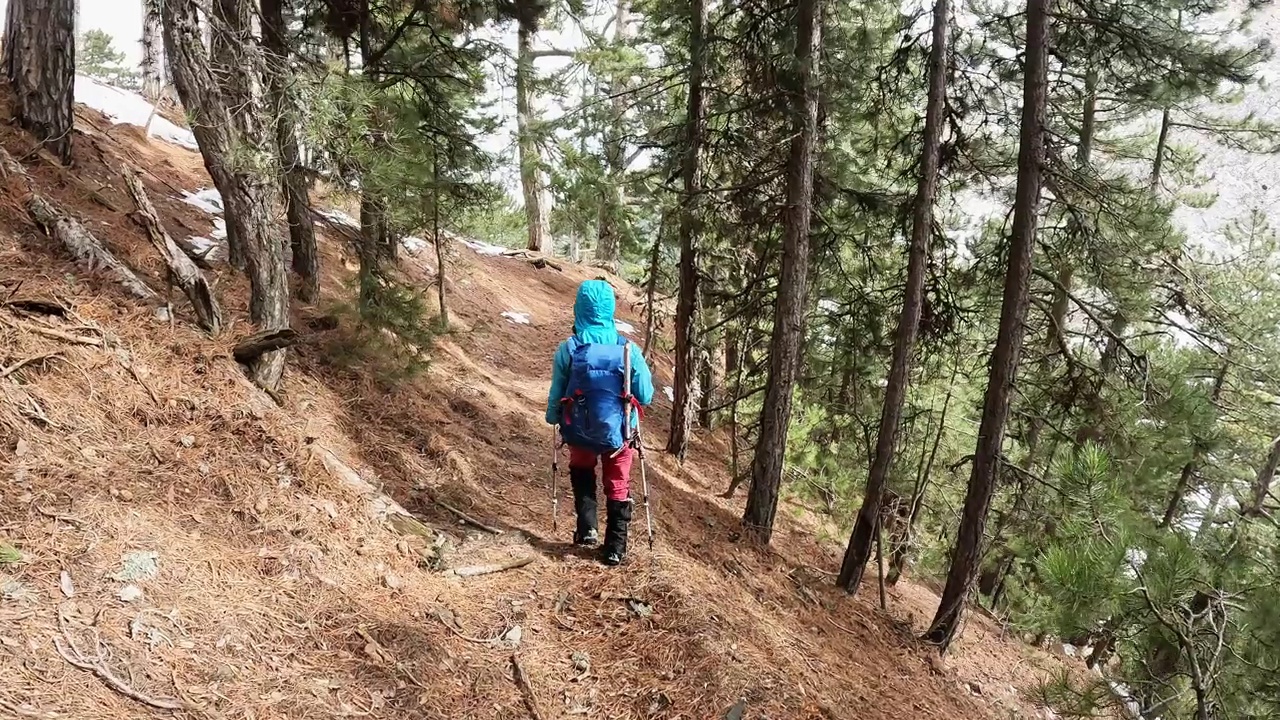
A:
[254,498,269,515]
[179,436,196,449]
[59,571,75,598]
[117,585,144,603]
[383,573,403,590]
[967,681,983,696]
[110,550,160,581]
[571,650,591,673]
[500,625,522,649]
[119,488,135,502]
[14,438,29,457]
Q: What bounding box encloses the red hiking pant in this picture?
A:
[568,445,634,501]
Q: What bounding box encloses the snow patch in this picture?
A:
[463,239,509,256]
[211,218,227,241]
[401,236,428,254]
[186,236,220,260]
[75,76,199,150]
[616,320,635,334]
[501,311,531,325]
[663,386,675,402]
[181,189,224,215]
[1062,644,1078,658]
[320,209,361,229]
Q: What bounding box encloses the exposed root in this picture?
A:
[510,654,546,720]
[54,610,186,712]
[0,351,62,379]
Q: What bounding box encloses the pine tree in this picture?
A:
[666,0,707,460]
[837,0,950,594]
[163,0,292,391]
[924,0,1049,651]
[743,0,823,543]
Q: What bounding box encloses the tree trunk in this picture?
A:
[141,0,166,102]
[837,0,948,593]
[594,0,631,269]
[516,21,550,254]
[742,0,822,543]
[924,0,1048,652]
[4,0,76,165]
[432,155,449,331]
[1150,107,1171,191]
[1160,359,1227,528]
[643,219,663,356]
[890,362,957,585]
[261,0,320,303]
[666,0,707,460]
[1243,433,1280,518]
[163,0,290,391]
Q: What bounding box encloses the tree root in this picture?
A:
[510,654,546,720]
[54,610,185,712]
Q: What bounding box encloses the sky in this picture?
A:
[0,1,146,64]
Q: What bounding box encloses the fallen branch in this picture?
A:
[510,654,546,720]
[0,316,103,346]
[122,169,222,333]
[232,328,300,364]
[446,555,535,578]
[0,352,62,379]
[433,496,503,534]
[0,148,156,302]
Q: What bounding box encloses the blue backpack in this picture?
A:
[559,336,630,453]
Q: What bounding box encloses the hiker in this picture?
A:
[546,280,654,566]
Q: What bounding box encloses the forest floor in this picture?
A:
[0,84,1082,719]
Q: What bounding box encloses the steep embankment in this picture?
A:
[2,85,1075,720]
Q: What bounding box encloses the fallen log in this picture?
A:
[232,328,300,364]
[0,148,156,302]
[122,169,222,333]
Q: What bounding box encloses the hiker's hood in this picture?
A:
[573,280,619,344]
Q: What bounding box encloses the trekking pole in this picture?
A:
[551,425,560,533]
[621,343,655,550]
[635,422,655,551]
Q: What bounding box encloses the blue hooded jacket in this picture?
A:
[546,280,655,426]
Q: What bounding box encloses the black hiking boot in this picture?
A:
[570,467,599,547]
[601,499,632,566]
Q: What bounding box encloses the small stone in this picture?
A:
[14,438,29,458]
[81,447,98,459]
[119,488,135,502]
[199,462,211,475]
[179,436,196,449]
[109,487,121,498]
[383,573,402,590]
[117,585,144,603]
[254,498,269,515]
[967,681,983,696]
[257,457,271,471]
[500,625,522,648]
[59,571,75,598]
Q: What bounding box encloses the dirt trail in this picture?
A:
[0,92,1077,720]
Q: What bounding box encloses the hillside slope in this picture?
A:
[1,88,1076,720]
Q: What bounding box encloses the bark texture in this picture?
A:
[261,0,320,302]
[666,0,707,460]
[924,0,1049,652]
[516,18,550,254]
[4,0,76,164]
[838,0,949,594]
[743,0,822,543]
